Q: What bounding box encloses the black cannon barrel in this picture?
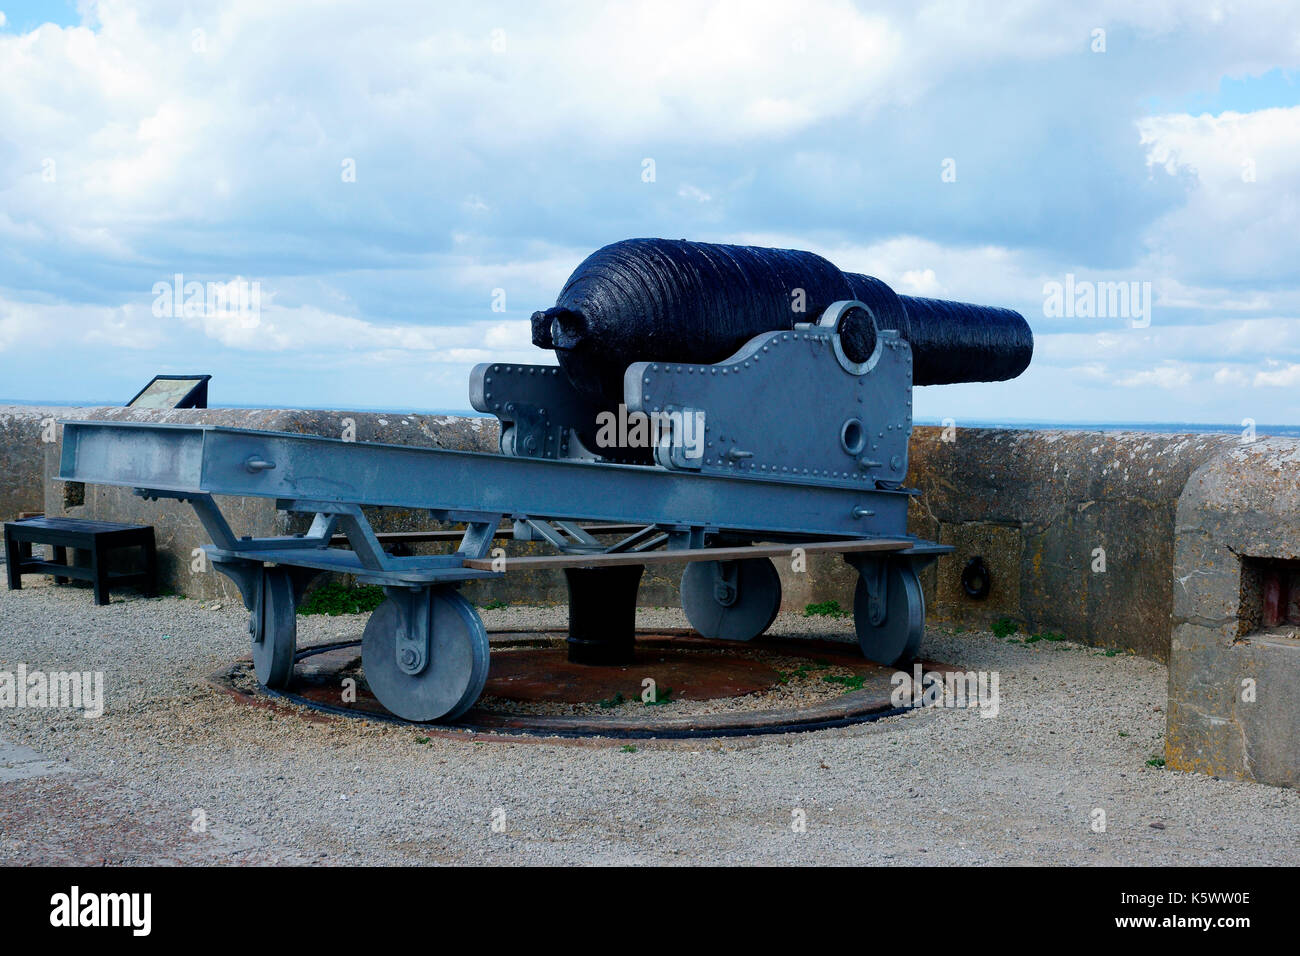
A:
[840,271,1033,385]
[531,238,1032,405]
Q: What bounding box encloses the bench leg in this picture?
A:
[52,545,69,585]
[141,538,158,598]
[92,547,110,606]
[3,530,19,591]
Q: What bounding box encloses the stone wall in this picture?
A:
[907,428,1240,660]
[0,406,84,521]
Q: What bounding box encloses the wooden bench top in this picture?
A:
[462,537,915,571]
[5,516,152,536]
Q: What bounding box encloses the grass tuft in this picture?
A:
[991,616,1018,638]
[804,600,851,619]
[298,582,386,616]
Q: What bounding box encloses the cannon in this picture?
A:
[58,239,1032,723]
[533,238,1032,407]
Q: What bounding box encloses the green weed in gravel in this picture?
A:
[298,582,386,616]
[991,617,1018,638]
[804,600,851,618]
[821,674,866,692]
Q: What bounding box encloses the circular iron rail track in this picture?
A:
[210,628,928,740]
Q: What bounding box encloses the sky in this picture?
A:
[1,1,1299,425]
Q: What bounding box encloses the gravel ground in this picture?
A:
[2,579,1298,866]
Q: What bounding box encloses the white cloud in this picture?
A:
[3,0,1300,420]
[1036,317,1300,367]
[1140,106,1300,283]
[0,298,168,351]
[1114,363,1193,389]
[897,268,941,296]
[0,293,543,368]
[181,303,541,358]
[732,233,1038,308]
[1214,366,1248,386]
[1253,362,1300,387]
[6,0,1293,259]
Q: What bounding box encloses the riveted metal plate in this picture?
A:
[469,362,608,461]
[624,323,912,488]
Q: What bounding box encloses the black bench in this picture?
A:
[4,517,157,606]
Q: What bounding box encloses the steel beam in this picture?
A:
[60,421,911,540]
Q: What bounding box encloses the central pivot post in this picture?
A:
[563,564,645,665]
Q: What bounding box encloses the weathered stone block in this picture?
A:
[1168,625,1300,788]
[1167,437,1300,790]
[934,521,1022,625]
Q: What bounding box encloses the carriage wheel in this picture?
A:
[361,588,490,722]
[680,558,782,642]
[853,560,925,666]
[250,567,299,689]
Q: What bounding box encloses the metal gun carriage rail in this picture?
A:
[58,295,1017,722]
